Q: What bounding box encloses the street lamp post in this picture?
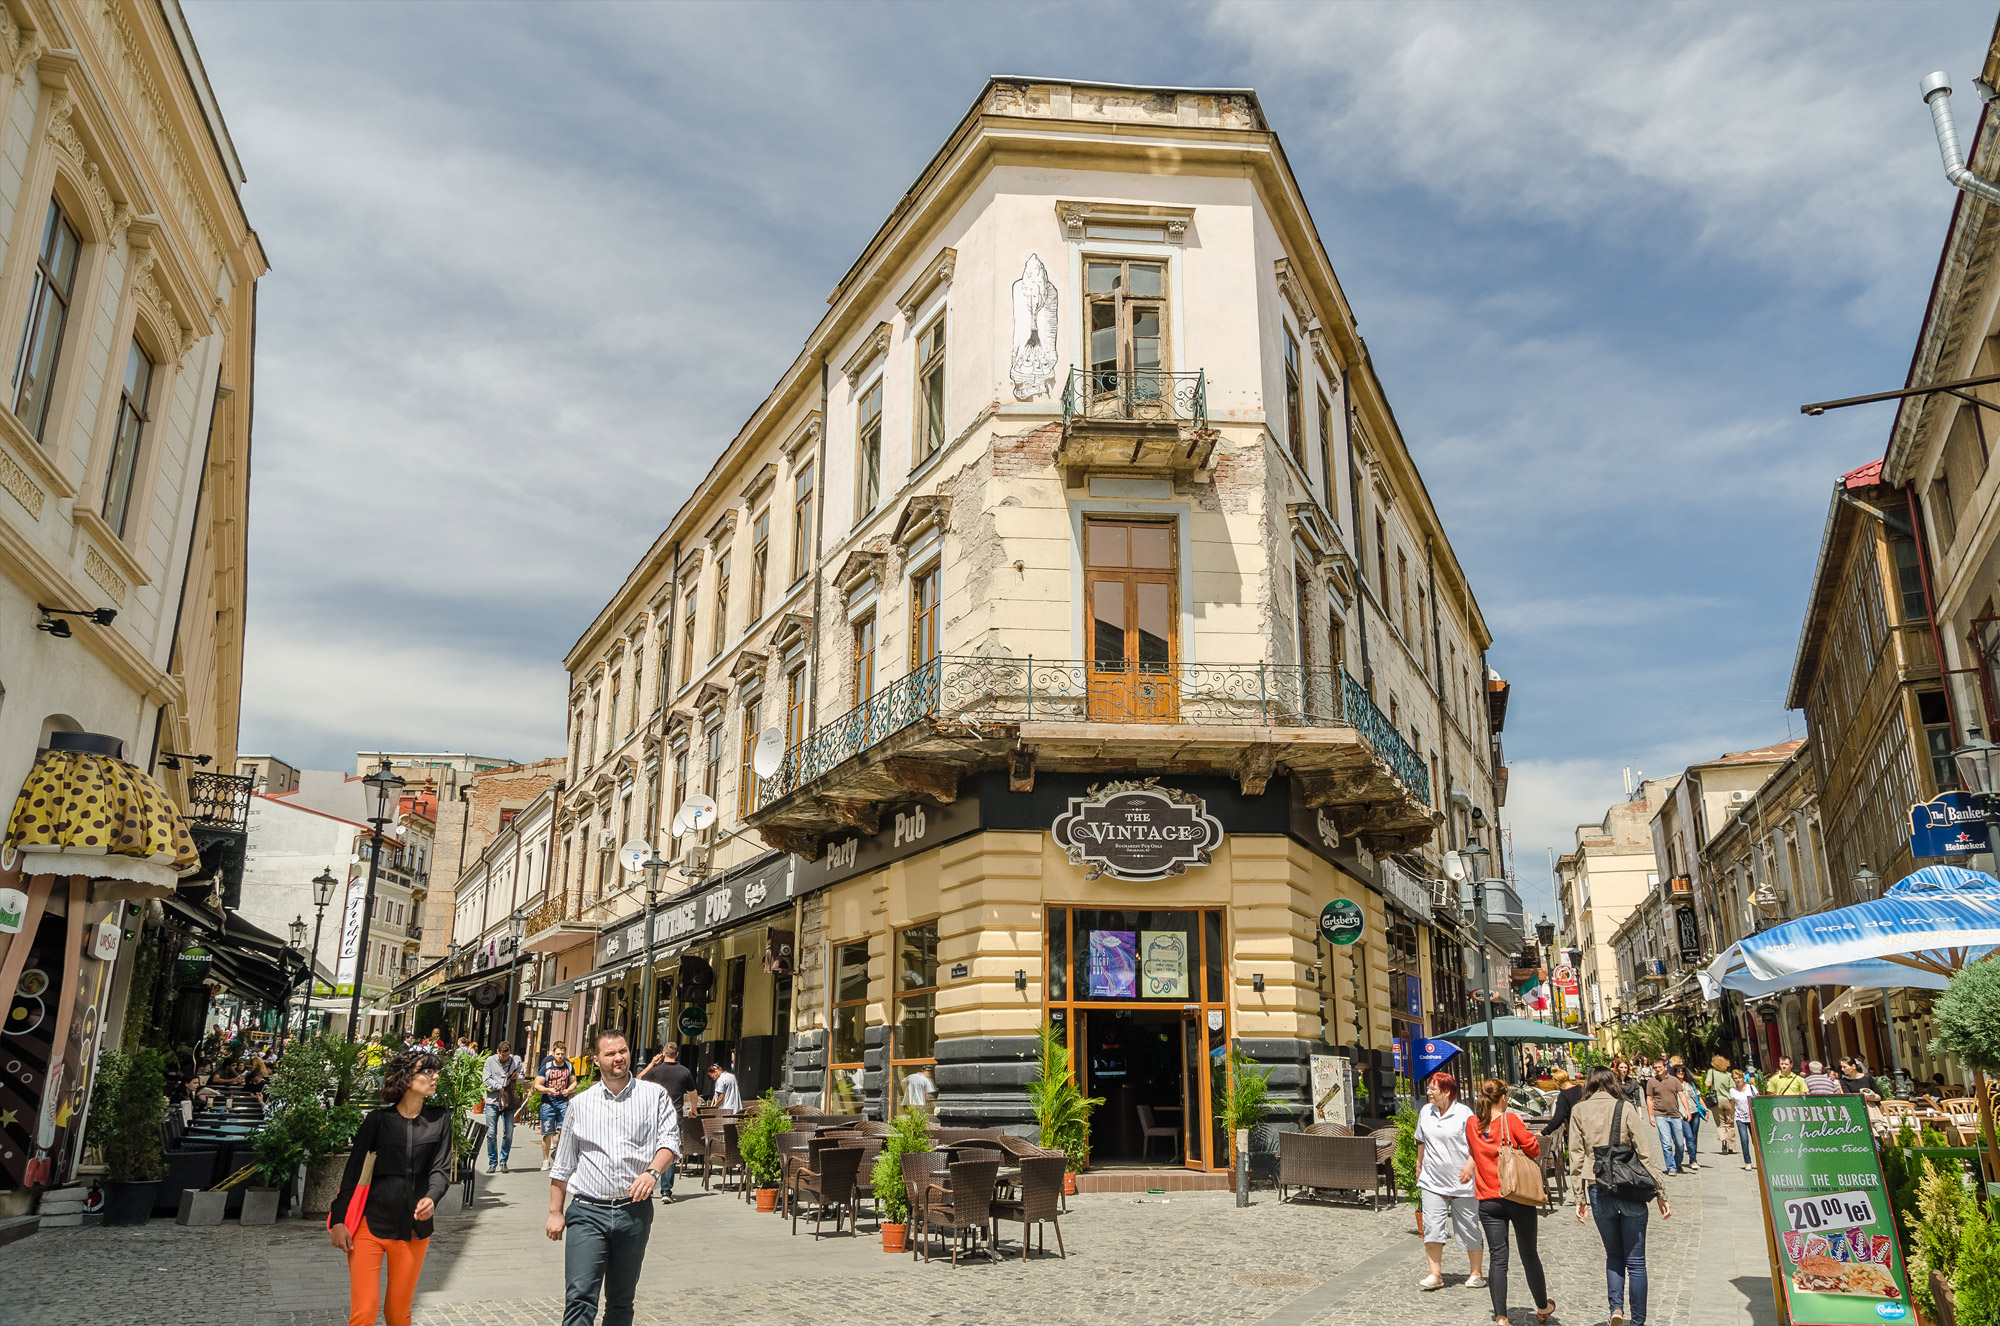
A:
[1536,916,1556,1029]
[282,916,307,1053]
[346,758,407,1042]
[1457,838,1496,1081]
[308,868,337,1038]
[505,909,527,1049]
[638,844,669,1053]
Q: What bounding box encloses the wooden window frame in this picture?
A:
[737,696,762,819]
[711,553,732,659]
[828,938,870,1109]
[854,614,877,705]
[784,667,807,748]
[679,586,698,685]
[749,507,770,621]
[1316,389,1336,514]
[890,921,939,1108]
[791,460,815,585]
[1284,328,1305,469]
[856,378,883,520]
[910,567,939,669]
[1085,257,1171,380]
[101,337,153,538]
[1083,516,1180,671]
[915,317,946,466]
[13,200,80,443]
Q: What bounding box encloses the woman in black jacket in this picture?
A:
[329,1049,453,1326]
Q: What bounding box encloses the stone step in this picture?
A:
[1072,1167,1232,1193]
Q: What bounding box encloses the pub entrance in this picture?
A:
[1079,1008,1195,1166]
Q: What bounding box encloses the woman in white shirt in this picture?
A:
[1728,1070,1758,1172]
[1415,1071,1486,1291]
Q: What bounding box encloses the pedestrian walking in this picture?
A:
[483,1042,523,1173]
[545,1028,679,1326]
[1467,1078,1555,1326]
[1803,1060,1841,1095]
[1765,1057,1807,1095]
[1838,1057,1879,1100]
[902,1063,938,1114]
[1537,1070,1580,1140]
[1704,1056,1735,1154]
[1413,1072,1487,1292]
[329,1049,453,1326]
[1569,1066,1672,1326]
[638,1044,695,1199]
[1643,1060,1689,1175]
[1728,1070,1758,1171]
[534,1041,576,1172]
[1669,1058,1705,1168]
[706,1061,741,1112]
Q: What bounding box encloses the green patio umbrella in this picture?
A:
[1437,1015,1592,1043]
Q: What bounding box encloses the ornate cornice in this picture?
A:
[895,247,955,323]
[841,321,891,388]
[1055,200,1192,244]
[891,493,950,547]
[1274,258,1313,328]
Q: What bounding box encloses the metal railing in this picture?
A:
[1060,367,1206,433]
[758,655,1431,806]
[186,771,253,831]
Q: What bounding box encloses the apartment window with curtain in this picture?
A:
[853,615,876,705]
[856,380,882,519]
[101,339,153,537]
[915,318,946,464]
[1284,328,1305,468]
[785,666,807,747]
[711,553,731,658]
[607,673,621,743]
[13,201,80,442]
[1375,517,1389,605]
[737,697,762,819]
[791,460,815,583]
[749,508,770,620]
[679,585,698,683]
[910,568,939,668]
[891,922,939,1111]
[829,939,870,1111]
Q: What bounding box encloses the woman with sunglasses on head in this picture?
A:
[329,1048,453,1326]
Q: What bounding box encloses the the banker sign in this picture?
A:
[1909,791,1991,860]
[1051,781,1224,882]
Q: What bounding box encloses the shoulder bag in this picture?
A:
[1592,1098,1658,1203]
[1491,1112,1547,1207]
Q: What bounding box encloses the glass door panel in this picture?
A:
[1181,1012,1207,1170]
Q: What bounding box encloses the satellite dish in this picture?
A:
[751,725,785,778]
[672,793,718,838]
[1443,851,1465,883]
[619,839,652,874]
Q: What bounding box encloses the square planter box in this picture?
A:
[238,1188,280,1225]
[176,1190,227,1226]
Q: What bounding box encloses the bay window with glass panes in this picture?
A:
[828,938,870,1112]
[891,922,938,1114]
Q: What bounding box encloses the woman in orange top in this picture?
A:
[1467,1079,1555,1326]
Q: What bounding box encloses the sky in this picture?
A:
[186,0,1996,923]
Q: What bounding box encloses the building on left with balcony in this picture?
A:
[0,0,265,1226]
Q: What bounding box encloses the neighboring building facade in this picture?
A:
[554,78,1507,1169]
[235,753,300,794]
[1554,777,1673,1052]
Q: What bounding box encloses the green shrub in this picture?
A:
[1881,1121,1924,1265]
[736,1090,787,1190]
[1912,1157,1976,1289]
[1931,959,2000,1072]
[84,1050,127,1157]
[102,1048,165,1182]
[440,1049,487,1157]
[1955,1197,2000,1323]
[1027,1021,1102,1173]
[1912,1248,1936,1318]
[1394,1105,1420,1207]
[871,1106,933,1225]
[1217,1045,1274,1161]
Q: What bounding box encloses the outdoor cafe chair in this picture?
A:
[790,1143,863,1239]
[991,1154,1066,1261]
[708,1119,745,1196]
[919,1157,1002,1267]
[844,1140,884,1223]
[901,1151,949,1259]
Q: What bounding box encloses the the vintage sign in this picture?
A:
[1909,791,1991,860]
[1050,781,1224,882]
[1749,1094,1912,1323]
[1674,903,1701,965]
[1318,898,1364,946]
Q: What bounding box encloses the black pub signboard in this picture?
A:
[1051,780,1225,882]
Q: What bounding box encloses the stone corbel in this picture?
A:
[814,797,880,837]
[1274,258,1314,328]
[2,7,48,88]
[784,413,822,466]
[740,462,777,508]
[1008,745,1036,793]
[1237,744,1279,797]
[880,758,960,804]
[895,247,956,323]
[704,507,738,549]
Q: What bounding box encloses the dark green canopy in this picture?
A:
[1437,1016,1592,1044]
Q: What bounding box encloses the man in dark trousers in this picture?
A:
[639,1044,696,1202]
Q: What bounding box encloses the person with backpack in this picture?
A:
[534,1041,576,1172]
[1570,1066,1672,1326]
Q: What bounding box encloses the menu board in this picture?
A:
[1749,1095,1913,1324]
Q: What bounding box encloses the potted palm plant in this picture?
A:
[1216,1045,1273,1205]
[871,1106,933,1252]
[1028,1021,1102,1196]
[737,1090,788,1212]
[252,1035,364,1215]
[101,1048,167,1225]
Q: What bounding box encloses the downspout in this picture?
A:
[1425,534,1449,818]
[1922,74,2000,205]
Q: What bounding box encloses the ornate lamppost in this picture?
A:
[346,758,407,1041]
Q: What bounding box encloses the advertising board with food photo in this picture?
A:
[1747,1095,1913,1324]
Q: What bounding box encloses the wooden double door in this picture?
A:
[1085,518,1177,722]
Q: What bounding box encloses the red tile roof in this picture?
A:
[1842,459,1884,489]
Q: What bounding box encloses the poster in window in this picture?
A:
[1140,930,1189,998]
[1087,930,1137,998]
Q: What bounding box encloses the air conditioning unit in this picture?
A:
[1729,789,1750,806]
[598,829,618,850]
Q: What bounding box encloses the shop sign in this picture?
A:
[1050,781,1223,882]
[0,886,25,934]
[1309,1054,1355,1127]
[1674,904,1700,965]
[175,947,212,988]
[1909,791,1990,859]
[1748,1094,1912,1323]
[595,852,798,970]
[794,794,981,894]
[1376,858,1435,924]
[678,1004,708,1038]
[1318,899,1364,946]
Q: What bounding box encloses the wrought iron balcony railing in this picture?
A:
[186,771,253,832]
[1060,367,1206,434]
[758,655,1431,807]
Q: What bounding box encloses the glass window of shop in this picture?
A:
[1387,911,1422,1079]
[829,939,870,1112]
[892,923,939,1114]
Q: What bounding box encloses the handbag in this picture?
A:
[1491,1114,1548,1207]
[1592,1099,1659,1203]
[339,1152,378,1235]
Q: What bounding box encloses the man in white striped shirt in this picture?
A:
[546,1028,679,1326]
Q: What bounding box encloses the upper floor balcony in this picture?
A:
[1055,368,1215,488]
[750,654,1436,860]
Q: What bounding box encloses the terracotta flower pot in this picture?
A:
[881,1222,908,1252]
[754,1187,778,1213]
[1063,1172,1077,1196]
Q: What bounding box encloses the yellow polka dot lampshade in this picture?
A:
[4,749,201,893]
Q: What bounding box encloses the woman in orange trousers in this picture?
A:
[329,1050,453,1326]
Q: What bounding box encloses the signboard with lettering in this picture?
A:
[1673,903,1700,965]
[1309,1053,1355,1127]
[1318,898,1364,946]
[1909,791,1991,860]
[1749,1095,1912,1324]
[1050,781,1224,882]
[595,852,798,971]
[794,795,981,894]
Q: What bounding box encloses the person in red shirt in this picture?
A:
[1467,1079,1555,1326]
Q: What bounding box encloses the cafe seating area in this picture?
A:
[155,1085,269,1218]
[1275,1117,1399,1210]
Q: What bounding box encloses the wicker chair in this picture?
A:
[707,1118,744,1195]
[900,1151,949,1259]
[919,1157,1001,1266]
[1304,1121,1354,1137]
[790,1143,863,1238]
[1277,1130,1385,1208]
[991,1154,1066,1260]
[846,1140,884,1223]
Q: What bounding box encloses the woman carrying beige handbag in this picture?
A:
[1466,1079,1556,1326]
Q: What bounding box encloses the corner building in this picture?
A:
[562,80,1504,1175]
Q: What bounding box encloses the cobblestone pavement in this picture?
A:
[0,1158,1781,1324]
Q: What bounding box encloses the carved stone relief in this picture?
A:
[1010,253,1058,400]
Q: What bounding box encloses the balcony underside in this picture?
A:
[750,718,1437,862]
[1052,419,1217,489]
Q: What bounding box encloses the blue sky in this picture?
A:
[187,1,1995,921]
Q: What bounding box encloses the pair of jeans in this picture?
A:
[1737,1119,1754,1160]
[1652,1117,1686,1173]
[346,1216,429,1326]
[1681,1114,1700,1163]
[1478,1197,1548,1319]
[1592,1193,1651,1326]
[563,1198,653,1326]
[485,1101,513,1167]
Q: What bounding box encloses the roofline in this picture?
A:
[1784,480,1857,710]
[251,791,367,831]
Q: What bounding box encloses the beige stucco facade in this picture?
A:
[1556,777,1672,1051]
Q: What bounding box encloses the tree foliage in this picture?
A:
[1930,958,2000,1072]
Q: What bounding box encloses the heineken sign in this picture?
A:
[1051,781,1224,882]
[1319,899,1364,946]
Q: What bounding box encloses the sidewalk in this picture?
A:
[0,1159,1779,1324]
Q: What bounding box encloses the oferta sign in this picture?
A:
[1051,781,1224,882]
[1749,1095,1912,1323]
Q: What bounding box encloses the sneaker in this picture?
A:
[1466,1276,1488,1289]
[1418,1275,1445,1291]
[660,1191,674,1204]
[1687,1162,1700,1171]
[500,1162,509,1173]
[1611,1314,1624,1326]
[486,1165,497,1174]
[1743,1164,1755,1171]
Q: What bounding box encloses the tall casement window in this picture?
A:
[891,922,939,1111]
[1086,258,1167,389]
[784,666,807,748]
[1396,549,1410,638]
[1329,610,1346,670]
[703,721,724,801]
[1892,534,1928,622]
[586,699,599,766]
[737,697,762,818]
[853,615,877,704]
[1375,518,1389,606]
[607,672,621,744]
[1295,572,1313,671]
[791,460,815,584]
[644,764,661,842]
[1933,475,1956,545]
[910,568,939,669]
[1085,518,1177,722]
[711,552,731,658]
[101,340,153,537]
[829,939,869,1110]
[1920,690,1958,792]
[679,585,698,682]
[915,318,946,464]
[1284,328,1305,468]
[13,201,80,442]
[855,380,883,519]
[669,746,688,829]
[1317,390,1336,512]
[749,508,770,620]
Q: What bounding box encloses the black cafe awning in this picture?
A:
[163,897,295,1005]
